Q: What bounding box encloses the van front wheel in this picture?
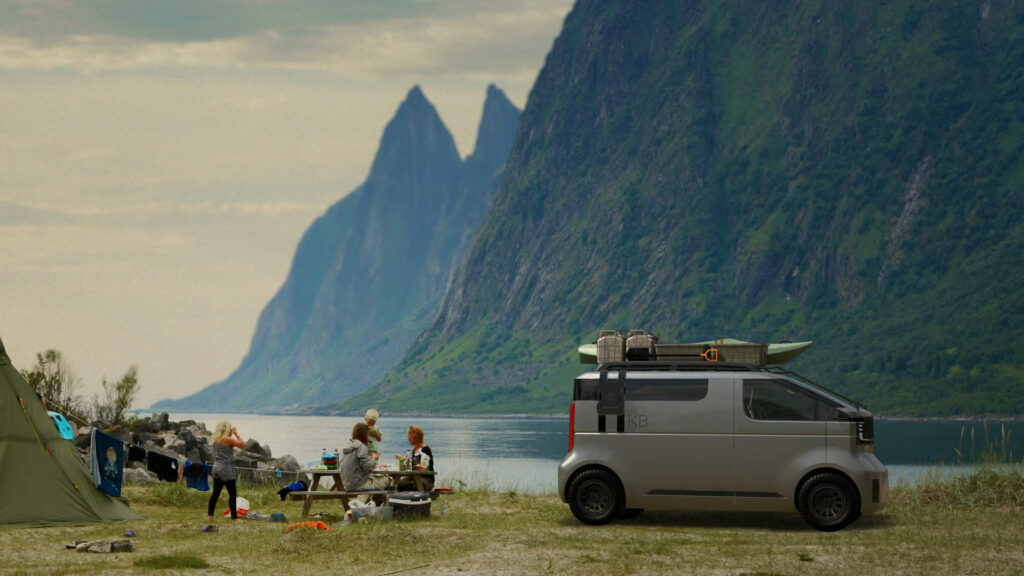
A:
[797,472,860,532]
[567,469,622,525]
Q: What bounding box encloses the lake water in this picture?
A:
[170,413,1022,494]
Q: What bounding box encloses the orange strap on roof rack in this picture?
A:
[701,348,719,362]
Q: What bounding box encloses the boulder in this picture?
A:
[187,443,211,464]
[74,426,93,450]
[178,427,197,450]
[146,446,178,460]
[243,439,272,461]
[131,431,154,446]
[149,435,166,447]
[166,438,187,455]
[243,438,262,455]
[232,449,260,471]
[107,426,133,444]
[131,417,153,434]
[151,412,169,431]
[271,455,301,473]
[123,467,157,485]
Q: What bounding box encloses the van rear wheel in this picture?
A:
[567,469,622,525]
[797,472,860,532]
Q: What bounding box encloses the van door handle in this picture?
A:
[738,428,756,434]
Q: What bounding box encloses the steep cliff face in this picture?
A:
[345,0,1024,416]
[155,85,521,412]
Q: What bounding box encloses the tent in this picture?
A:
[0,336,143,528]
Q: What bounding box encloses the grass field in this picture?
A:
[1,467,1022,576]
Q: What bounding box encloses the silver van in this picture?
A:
[558,360,888,531]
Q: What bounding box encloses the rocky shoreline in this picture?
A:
[75,412,301,485]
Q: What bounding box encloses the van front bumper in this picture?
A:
[859,455,889,514]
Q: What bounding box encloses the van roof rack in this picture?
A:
[596,361,761,372]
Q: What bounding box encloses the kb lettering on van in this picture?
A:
[626,414,648,430]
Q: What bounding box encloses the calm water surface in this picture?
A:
[170,413,1022,493]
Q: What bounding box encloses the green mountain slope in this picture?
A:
[154,86,520,412]
[339,0,1024,417]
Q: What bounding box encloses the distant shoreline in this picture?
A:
[134,409,1024,422]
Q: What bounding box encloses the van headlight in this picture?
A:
[856,417,874,445]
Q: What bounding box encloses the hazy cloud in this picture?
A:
[0,0,569,80]
[0,0,573,407]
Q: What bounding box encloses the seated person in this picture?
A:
[341,422,389,501]
[394,425,435,492]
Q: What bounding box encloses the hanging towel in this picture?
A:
[147,451,180,482]
[184,461,210,491]
[127,444,147,463]
[90,429,124,497]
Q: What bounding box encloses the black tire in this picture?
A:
[617,508,644,520]
[796,472,861,532]
[567,469,622,525]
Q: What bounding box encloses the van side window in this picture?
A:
[625,378,708,402]
[743,379,838,421]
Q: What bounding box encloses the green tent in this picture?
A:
[0,336,143,528]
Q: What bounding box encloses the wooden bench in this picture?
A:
[288,490,392,519]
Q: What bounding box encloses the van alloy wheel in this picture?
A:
[567,469,622,525]
[797,472,860,532]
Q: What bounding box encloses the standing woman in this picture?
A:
[204,420,245,530]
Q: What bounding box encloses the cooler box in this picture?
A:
[390,491,431,519]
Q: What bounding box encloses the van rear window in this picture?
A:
[574,379,599,401]
[626,378,708,402]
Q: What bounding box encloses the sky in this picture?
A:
[0,0,574,408]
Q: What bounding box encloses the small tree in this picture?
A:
[92,366,140,427]
[20,349,88,422]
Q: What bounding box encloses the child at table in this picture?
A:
[365,409,382,461]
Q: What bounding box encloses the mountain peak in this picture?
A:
[468,84,520,168]
[369,86,461,182]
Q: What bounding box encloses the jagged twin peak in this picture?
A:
[153,84,521,413]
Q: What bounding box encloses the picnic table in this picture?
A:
[378,468,437,493]
[289,469,391,519]
[289,467,442,519]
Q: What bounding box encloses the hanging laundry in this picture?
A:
[147,451,180,482]
[127,444,146,463]
[90,429,124,497]
[184,461,210,491]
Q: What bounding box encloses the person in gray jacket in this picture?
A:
[340,422,389,497]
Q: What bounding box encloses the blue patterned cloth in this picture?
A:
[90,429,124,497]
